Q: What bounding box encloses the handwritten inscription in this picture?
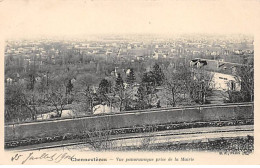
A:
[11,152,75,164]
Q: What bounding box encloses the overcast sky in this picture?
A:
[0,0,259,39]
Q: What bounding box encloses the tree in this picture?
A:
[75,73,99,90]
[28,73,36,90]
[112,82,134,112]
[75,86,97,114]
[164,66,192,107]
[100,73,136,112]
[134,72,158,109]
[115,73,124,91]
[225,64,254,103]
[45,79,67,118]
[98,79,110,95]
[72,74,100,114]
[5,84,38,122]
[65,79,74,104]
[237,64,254,102]
[135,84,150,109]
[142,72,156,88]
[66,80,73,95]
[113,73,124,111]
[190,69,213,104]
[126,68,135,85]
[151,63,165,86]
[164,65,212,106]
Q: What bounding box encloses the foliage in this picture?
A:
[115,73,124,91]
[126,68,136,85]
[66,79,73,95]
[142,72,156,88]
[225,64,254,103]
[98,79,110,95]
[151,63,165,86]
[236,64,254,102]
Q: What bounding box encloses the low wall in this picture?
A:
[5,103,254,142]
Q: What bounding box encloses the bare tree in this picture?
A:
[189,67,214,104]
[5,84,39,122]
[164,66,192,106]
[164,65,213,106]
[114,84,136,111]
[75,86,97,115]
[45,82,67,118]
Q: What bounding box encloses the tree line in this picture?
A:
[5,60,254,123]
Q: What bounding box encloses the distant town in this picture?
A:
[4,34,254,123]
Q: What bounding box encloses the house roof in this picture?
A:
[192,58,245,75]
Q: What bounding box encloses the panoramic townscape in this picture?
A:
[5,34,254,120]
[4,34,254,152]
[1,0,260,165]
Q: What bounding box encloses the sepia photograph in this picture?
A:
[0,0,259,165]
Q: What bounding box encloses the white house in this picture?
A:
[210,72,241,91]
[190,58,241,92]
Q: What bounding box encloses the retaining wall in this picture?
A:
[5,103,254,142]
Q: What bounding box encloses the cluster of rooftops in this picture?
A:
[190,58,245,75]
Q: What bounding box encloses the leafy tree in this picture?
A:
[65,79,74,104]
[135,84,150,109]
[28,73,36,90]
[134,72,158,109]
[225,64,254,103]
[115,73,124,91]
[151,63,165,86]
[126,68,135,85]
[66,79,73,95]
[141,72,157,95]
[142,72,156,87]
[237,64,254,102]
[99,79,110,95]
